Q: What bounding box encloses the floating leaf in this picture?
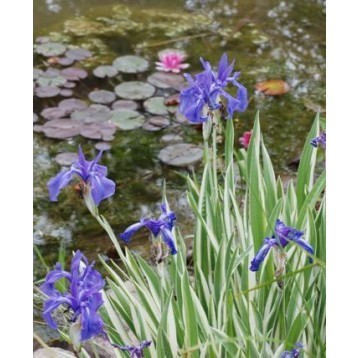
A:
[147,72,185,90]
[65,48,92,61]
[115,81,155,100]
[173,109,194,125]
[37,74,67,87]
[33,68,43,80]
[112,100,138,111]
[160,134,183,144]
[41,107,67,120]
[42,119,81,139]
[80,123,117,140]
[93,65,118,78]
[112,55,149,73]
[63,82,76,88]
[89,90,116,104]
[58,57,75,66]
[60,89,73,97]
[58,99,88,112]
[90,104,111,112]
[55,152,78,166]
[110,110,145,130]
[71,107,112,123]
[36,42,67,57]
[164,93,180,106]
[143,97,168,115]
[158,143,203,167]
[35,86,61,98]
[33,113,39,123]
[95,142,112,151]
[35,36,50,44]
[255,79,290,96]
[142,116,170,132]
[33,124,44,133]
[61,67,88,81]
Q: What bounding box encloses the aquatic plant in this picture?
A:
[155,49,190,73]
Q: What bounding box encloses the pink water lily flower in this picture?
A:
[239,130,252,148]
[155,49,190,73]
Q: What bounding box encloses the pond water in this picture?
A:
[33,0,325,285]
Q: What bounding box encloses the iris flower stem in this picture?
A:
[211,111,219,200]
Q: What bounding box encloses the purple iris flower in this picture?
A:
[279,342,304,358]
[179,53,248,123]
[250,220,314,272]
[310,131,326,148]
[119,203,177,255]
[47,146,115,206]
[41,250,105,342]
[113,340,152,358]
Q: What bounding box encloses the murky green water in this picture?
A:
[33,0,325,283]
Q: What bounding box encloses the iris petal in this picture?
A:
[160,227,178,255]
[89,175,116,206]
[250,239,274,271]
[47,169,75,201]
[80,305,103,341]
[120,221,145,242]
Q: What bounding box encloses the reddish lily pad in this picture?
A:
[142,116,170,132]
[65,48,92,61]
[63,82,76,88]
[158,143,203,167]
[112,100,138,111]
[147,72,185,90]
[33,113,39,123]
[143,97,168,115]
[80,122,117,140]
[112,55,149,74]
[55,152,78,166]
[255,79,290,96]
[71,107,112,123]
[35,36,50,44]
[89,90,116,104]
[60,89,73,97]
[35,86,61,98]
[58,99,88,112]
[93,65,118,78]
[61,67,88,81]
[41,107,67,120]
[42,119,81,139]
[95,142,112,151]
[33,68,44,80]
[36,42,67,57]
[160,134,183,144]
[110,110,145,130]
[165,94,180,106]
[33,124,44,133]
[115,81,155,100]
[58,57,75,66]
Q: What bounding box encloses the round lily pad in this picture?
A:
[143,97,168,115]
[33,68,43,80]
[93,65,118,78]
[80,123,117,140]
[61,67,88,81]
[55,152,78,166]
[37,74,67,87]
[174,109,192,124]
[158,143,203,167]
[160,134,183,144]
[36,36,49,44]
[165,93,180,106]
[41,107,67,120]
[33,113,39,123]
[42,119,81,139]
[58,57,75,66]
[65,48,92,61]
[71,107,112,123]
[63,82,76,88]
[110,110,145,130]
[58,99,88,112]
[33,124,44,133]
[44,68,61,76]
[115,81,155,100]
[35,86,61,98]
[147,72,185,90]
[95,142,112,151]
[113,55,149,74]
[36,42,67,57]
[142,116,170,132]
[90,104,111,112]
[89,90,116,104]
[112,100,138,111]
[60,89,73,97]
[255,79,290,96]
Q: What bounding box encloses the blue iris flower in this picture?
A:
[310,131,326,148]
[41,250,105,342]
[179,53,248,123]
[47,145,116,206]
[120,203,177,255]
[250,220,314,272]
[279,342,304,358]
[113,340,152,358]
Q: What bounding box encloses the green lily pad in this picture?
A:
[113,55,149,73]
[93,65,118,78]
[33,68,43,80]
[36,42,67,57]
[110,110,145,130]
[114,81,155,100]
[147,72,185,90]
[89,90,116,104]
[158,143,203,167]
[37,74,67,87]
[143,97,168,115]
[71,107,112,123]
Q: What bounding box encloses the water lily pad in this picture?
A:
[147,72,185,90]
[33,124,44,133]
[36,42,67,57]
[58,57,75,66]
[113,55,149,73]
[93,65,118,78]
[43,119,81,139]
[41,107,67,120]
[142,116,170,132]
[33,113,39,123]
[255,79,290,96]
[60,89,73,97]
[158,143,203,167]
[143,97,168,115]
[90,104,111,112]
[58,99,88,112]
[165,93,180,106]
[160,134,183,144]
[173,109,193,125]
[55,152,78,166]
[35,36,50,44]
[112,100,138,111]
[63,82,76,88]
[110,110,145,130]
[95,142,112,151]
[37,74,67,87]
[33,68,43,80]
[65,48,92,61]
[61,67,88,81]
[35,86,61,98]
[80,123,117,140]
[89,90,116,104]
[115,81,155,100]
[71,107,112,123]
